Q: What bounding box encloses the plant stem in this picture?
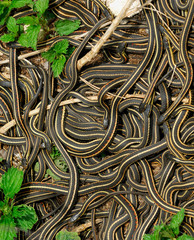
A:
[6,200,14,215]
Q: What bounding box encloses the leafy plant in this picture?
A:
[41,19,79,77]
[143,209,194,240]
[0,0,49,50]
[45,146,68,179]
[56,230,81,240]
[0,1,13,26]
[55,19,80,36]
[50,146,62,160]
[42,39,68,77]
[0,0,80,76]
[0,167,38,240]
[0,16,20,43]
[34,146,68,180]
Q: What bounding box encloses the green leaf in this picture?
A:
[143,234,154,240]
[161,229,174,239]
[0,2,11,8]
[0,33,16,42]
[1,166,24,199]
[153,223,165,233]
[17,32,29,47]
[34,162,39,172]
[55,19,80,36]
[51,55,66,77]
[53,39,69,54]
[152,223,165,240]
[50,146,61,160]
[45,169,61,180]
[18,24,41,50]
[173,227,180,236]
[26,24,41,50]
[6,17,19,34]
[17,16,39,25]
[41,49,56,63]
[25,24,41,50]
[0,5,5,15]
[35,0,49,14]
[170,209,185,235]
[42,40,69,64]
[0,215,17,240]
[0,6,10,25]
[10,0,33,9]
[12,204,38,231]
[56,230,81,240]
[159,225,175,238]
[177,234,194,240]
[0,157,3,162]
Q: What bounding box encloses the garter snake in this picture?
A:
[0,0,193,239]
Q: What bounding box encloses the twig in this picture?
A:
[168,64,176,87]
[0,94,189,134]
[80,77,99,91]
[69,219,102,233]
[80,77,126,99]
[0,48,47,66]
[77,0,176,71]
[145,2,178,41]
[77,0,137,71]
[0,98,84,134]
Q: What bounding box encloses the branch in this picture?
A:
[0,48,47,66]
[77,0,135,71]
[69,219,102,233]
[0,94,189,134]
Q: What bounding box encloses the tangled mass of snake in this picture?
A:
[0,0,193,239]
